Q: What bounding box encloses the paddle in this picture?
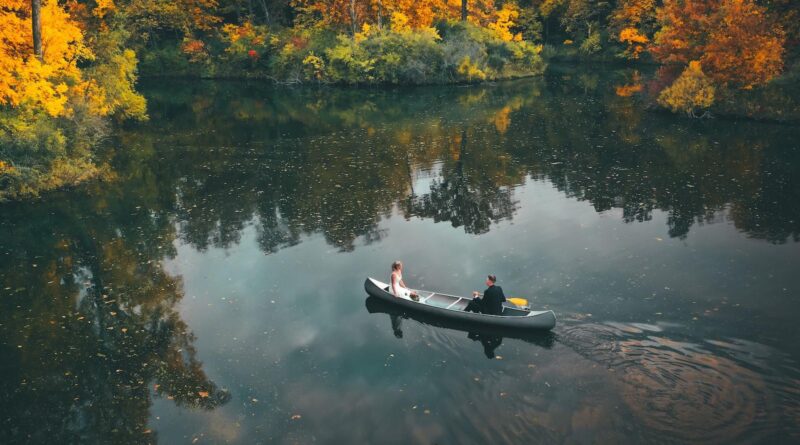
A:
[507,297,529,308]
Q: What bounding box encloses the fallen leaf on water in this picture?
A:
[291,414,302,420]
[198,391,209,398]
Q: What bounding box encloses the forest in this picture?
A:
[1,0,799,201]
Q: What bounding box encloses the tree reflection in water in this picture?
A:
[112,72,800,258]
[0,198,229,444]
[1,64,799,442]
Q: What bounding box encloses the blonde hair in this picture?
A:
[391,260,402,271]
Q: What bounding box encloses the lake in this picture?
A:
[1,65,799,444]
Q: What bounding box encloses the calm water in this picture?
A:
[2,66,800,444]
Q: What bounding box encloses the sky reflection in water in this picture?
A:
[1,65,800,444]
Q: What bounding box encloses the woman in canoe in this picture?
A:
[390,261,419,301]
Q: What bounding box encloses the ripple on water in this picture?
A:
[559,322,800,443]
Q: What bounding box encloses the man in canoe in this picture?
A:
[465,274,506,315]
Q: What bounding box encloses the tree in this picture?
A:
[651,0,786,90]
[0,0,89,116]
[702,0,785,89]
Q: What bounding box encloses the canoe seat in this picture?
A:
[448,299,469,311]
[501,305,529,317]
[425,293,460,309]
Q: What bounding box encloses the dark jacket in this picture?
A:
[482,284,506,315]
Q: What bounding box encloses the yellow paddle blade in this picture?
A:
[507,297,528,307]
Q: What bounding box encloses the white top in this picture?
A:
[390,271,411,300]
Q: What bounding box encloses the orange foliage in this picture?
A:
[619,27,649,58]
[611,0,656,26]
[615,83,643,97]
[702,0,785,89]
[616,71,644,97]
[292,0,497,32]
[651,0,785,89]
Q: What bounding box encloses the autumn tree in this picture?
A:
[291,0,498,33]
[0,0,90,116]
[114,0,221,43]
[651,0,786,89]
[611,0,657,58]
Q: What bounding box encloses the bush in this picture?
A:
[137,21,546,85]
[658,61,716,117]
[579,30,602,55]
[0,109,104,201]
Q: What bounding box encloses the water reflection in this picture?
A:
[1,65,799,443]
[559,321,800,443]
[100,70,800,261]
[365,296,555,360]
[0,198,229,443]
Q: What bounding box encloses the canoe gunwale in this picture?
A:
[364,277,556,330]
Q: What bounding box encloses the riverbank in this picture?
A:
[138,21,545,85]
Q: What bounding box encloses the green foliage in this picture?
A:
[199,21,548,85]
[439,21,546,82]
[579,29,602,55]
[0,109,104,201]
[515,7,544,42]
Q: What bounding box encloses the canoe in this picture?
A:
[364,277,556,330]
[365,296,556,347]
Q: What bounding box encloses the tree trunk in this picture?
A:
[461,0,468,22]
[258,0,270,25]
[31,0,42,61]
[350,0,357,35]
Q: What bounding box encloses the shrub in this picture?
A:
[580,30,602,55]
[658,61,716,117]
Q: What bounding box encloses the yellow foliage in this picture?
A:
[488,4,522,42]
[93,0,116,19]
[390,12,411,33]
[354,22,376,42]
[563,39,574,45]
[658,61,715,116]
[0,160,14,174]
[81,49,148,120]
[457,56,487,82]
[0,0,91,117]
[222,22,266,47]
[302,53,325,79]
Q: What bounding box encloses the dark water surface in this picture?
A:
[2,66,800,444]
